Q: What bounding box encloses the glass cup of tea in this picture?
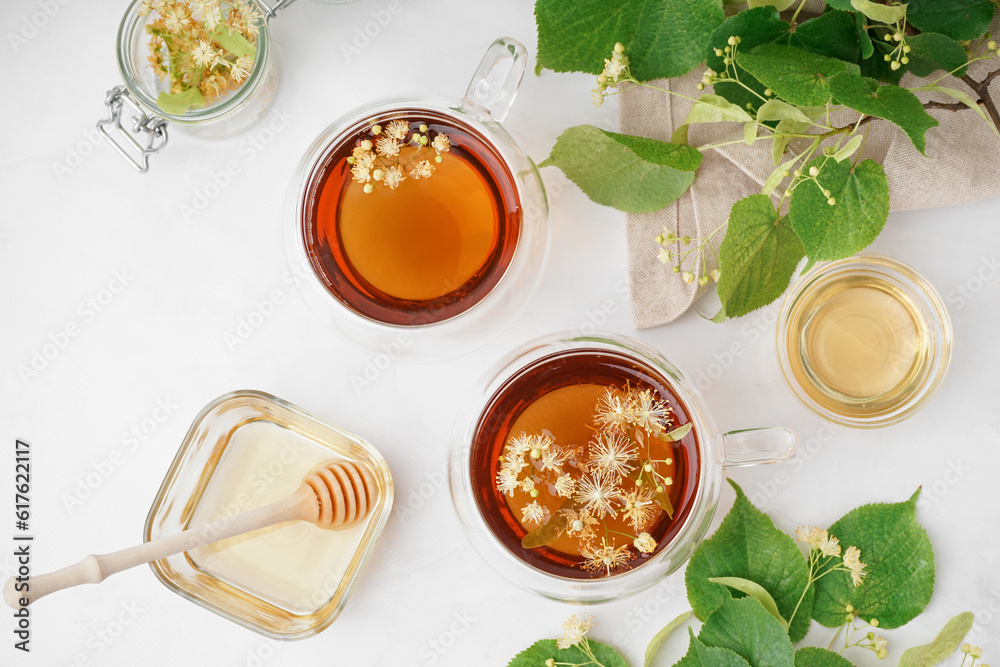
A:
[449,332,798,603]
[284,37,548,359]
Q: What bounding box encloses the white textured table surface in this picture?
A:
[2,1,998,665]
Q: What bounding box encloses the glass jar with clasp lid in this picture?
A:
[97,0,351,173]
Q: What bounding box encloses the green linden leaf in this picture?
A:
[906,33,970,78]
[698,597,796,667]
[854,14,875,59]
[907,0,996,42]
[748,0,796,10]
[794,647,857,667]
[675,629,752,667]
[211,26,256,58]
[716,195,805,317]
[812,489,935,629]
[706,6,791,112]
[708,577,789,630]
[738,43,858,107]
[156,88,206,115]
[508,639,629,667]
[539,125,702,213]
[790,10,861,63]
[644,611,692,667]
[898,612,975,667]
[706,9,860,113]
[534,0,725,80]
[788,157,889,261]
[850,0,907,24]
[861,39,907,84]
[823,0,856,10]
[828,73,939,153]
[685,479,813,643]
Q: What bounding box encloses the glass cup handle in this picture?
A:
[720,427,798,468]
[461,37,527,123]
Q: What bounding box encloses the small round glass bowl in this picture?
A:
[776,254,952,429]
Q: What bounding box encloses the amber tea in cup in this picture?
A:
[301,110,521,326]
[469,349,701,579]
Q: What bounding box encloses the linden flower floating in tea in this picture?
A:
[139,0,261,114]
[347,120,452,193]
[496,385,692,576]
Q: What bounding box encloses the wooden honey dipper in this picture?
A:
[3,460,377,608]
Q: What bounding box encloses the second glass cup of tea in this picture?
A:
[450,332,798,604]
[285,37,547,358]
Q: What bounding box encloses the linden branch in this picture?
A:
[961,67,1000,131]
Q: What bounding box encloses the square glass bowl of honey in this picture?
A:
[777,254,952,428]
[144,390,392,639]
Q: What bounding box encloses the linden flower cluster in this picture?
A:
[542,614,616,667]
[960,643,989,667]
[346,120,452,193]
[796,525,868,587]
[496,385,691,576]
[834,605,889,661]
[592,43,632,107]
[140,0,261,103]
[655,226,722,287]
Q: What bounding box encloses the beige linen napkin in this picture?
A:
[619,16,1000,329]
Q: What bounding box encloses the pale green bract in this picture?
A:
[850,0,908,25]
[898,612,975,667]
